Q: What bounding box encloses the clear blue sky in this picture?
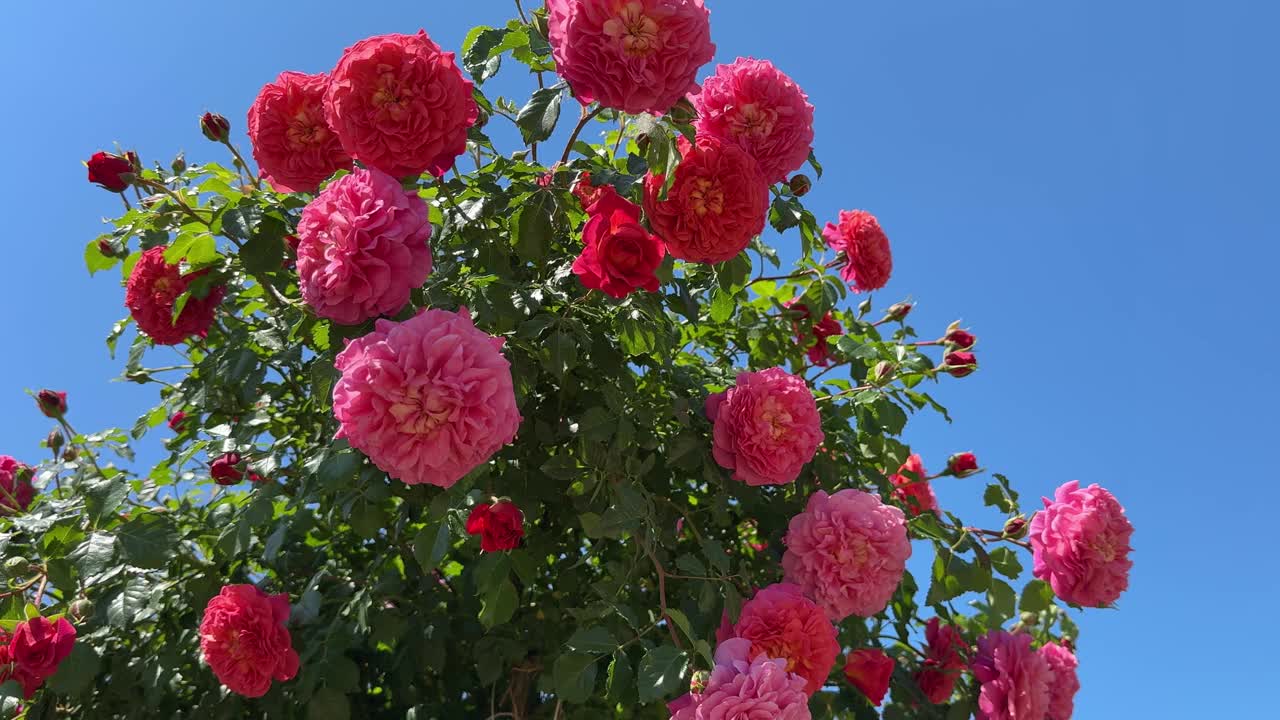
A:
[2,1,1276,716]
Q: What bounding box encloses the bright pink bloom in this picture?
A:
[671,637,812,719]
[465,501,525,552]
[716,583,838,696]
[247,71,352,193]
[916,618,967,704]
[547,0,714,115]
[125,246,225,346]
[706,367,823,486]
[782,489,911,621]
[785,300,843,365]
[10,616,75,681]
[823,210,893,293]
[572,185,665,298]
[0,456,35,514]
[694,57,815,184]
[1029,480,1134,607]
[644,135,769,264]
[333,308,521,488]
[295,167,433,324]
[1039,642,1080,720]
[325,31,477,179]
[86,151,133,192]
[199,584,299,698]
[843,649,894,706]
[0,633,42,698]
[972,631,1051,720]
[888,454,939,517]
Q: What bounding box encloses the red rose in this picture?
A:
[823,209,893,293]
[571,186,665,299]
[125,247,225,346]
[946,329,976,349]
[10,616,76,681]
[946,451,980,477]
[916,618,967,704]
[0,635,42,698]
[86,151,133,193]
[785,300,843,365]
[168,411,187,432]
[465,501,525,552]
[200,112,231,143]
[943,351,978,378]
[247,71,353,193]
[210,453,244,485]
[844,648,895,706]
[35,390,67,419]
[572,172,608,211]
[199,584,299,697]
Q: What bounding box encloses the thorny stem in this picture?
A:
[641,536,683,649]
[135,177,209,227]
[560,105,606,165]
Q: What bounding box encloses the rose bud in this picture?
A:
[171,151,187,175]
[125,150,142,173]
[945,328,976,349]
[689,669,711,694]
[1003,515,1029,539]
[86,151,134,193]
[210,453,245,485]
[465,500,525,552]
[168,412,187,432]
[871,361,896,384]
[69,598,94,623]
[46,429,64,454]
[36,390,67,419]
[886,302,913,321]
[200,112,232,143]
[946,451,980,478]
[61,447,78,462]
[788,173,812,197]
[942,351,977,377]
[668,96,698,125]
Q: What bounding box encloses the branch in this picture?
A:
[560,105,605,165]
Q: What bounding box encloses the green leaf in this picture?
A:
[989,546,1024,579]
[1019,579,1055,613]
[636,645,687,703]
[606,651,633,701]
[69,533,116,581]
[984,483,1016,513]
[413,521,451,571]
[987,579,1017,626]
[241,228,284,275]
[577,406,616,443]
[45,642,101,696]
[566,626,617,654]
[317,451,362,490]
[513,192,554,263]
[106,577,149,628]
[84,240,119,276]
[83,476,128,525]
[516,85,565,144]
[479,579,517,629]
[117,513,178,569]
[553,652,599,704]
[461,26,508,82]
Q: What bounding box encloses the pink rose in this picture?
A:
[0,633,42,698]
[571,185,665,298]
[782,489,911,621]
[325,31,477,179]
[693,57,815,184]
[673,637,812,719]
[823,210,893,293]
[705,367,823,486]
[199,584,299,698]
[843,649,894,706]
[972,631,1051,720]
[1039,641,1080,720]
[247,71,352,193]
[295,167,433,324]
[125,247,225,346]
[916,617,967,704]
[333,308,522,488]
[717,583,838,696]
[888,454,939,517]
[10,616,75,680]
[644,135,769,265]
[785,300,843,365]
[0,456,35,514]
[547,0,715,115]
[1029,480,1133,607]
[465,501,525,552]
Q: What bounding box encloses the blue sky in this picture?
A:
[2,1,1277,716]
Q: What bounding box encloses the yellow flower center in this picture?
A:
[287,108,330,148]
[730,103,778,139]
[371,69,413,120]
[687,178,724,217]
[390,386,454,435]
[603,2,661,57]
[758,397,792,439]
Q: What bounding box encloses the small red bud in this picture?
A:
[46,429,64,454]
[36,390,67,419]
[668,97,698,125]
[200,112,232,143]
[86,151,134,193]
[788,174,812,197]
[872,361,896,383]
[210,453,245,485]
[886,302,913,321]
[1003,516,1028,539]
[61,447,78,463]
[942,351,977,378]
[946,451,980,478]
[945,329,977,349]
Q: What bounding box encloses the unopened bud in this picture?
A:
[886,302,913,321]
[70,598,94,622]
[200,112,232,143]
[1003,515,1028,539]
[46,429,64,454]
[668,97,698,125]
[3,557,28,575]
[945,329,976,349]
[872,361,896,383]
[946,451,979,478]
[690,669,711,694]
[171,151,187,175]
[36,389,67,419]
[1019,612,1038,626]
[857,298,873,317]
[942,351,977,378]
[474,107,490,129]
[61,447,79,462]
[788,174,812,197]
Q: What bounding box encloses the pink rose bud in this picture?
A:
[945,329,976,349]
[201,112,232,143]
[887,302,913,321]
[946,451,980,477]
[872,361,896,383]
[86,151,134,193]
[210,453,245,486]
[788,174,812,197]
[942,351,977,377]
[36,390,67,419]
[46,430,64,454]
[465,500,525,552]
[1003,515,1028,539]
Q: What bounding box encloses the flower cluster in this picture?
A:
[715,583,839,696]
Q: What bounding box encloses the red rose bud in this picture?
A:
[168,412,187,432]
[36,390,67,419]
[171,151,187,175]
[668,96,698,125]
[46,430,64,454]
[788,173,812,197]
[946,451,980,478]
[210,453,245,485]
[465,500,525,553]
[1003,515,1028,539]
[86,151,133,193]
[872,361,896,384]
[887,302,913,321]
[943,351,977,377]
[200,112,232,143]
[60,447,78,462]
[945,329,976,349]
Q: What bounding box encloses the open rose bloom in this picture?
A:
[247,71,352,193]
[1029,480,1133,607]
[972,631,1051,720]
[571,184,665,298]
[199,584,299,698]
[706,367,823,486]
[716,583,838,696]
[671,638,812,720]
[125,246,225,346]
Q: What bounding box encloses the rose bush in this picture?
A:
[0,3,1129,718]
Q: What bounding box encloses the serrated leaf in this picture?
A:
[516,85,565,144]
[566,626,617,654]
[989,546,1024,579]
[553,652,598,704]
[636,645,687,703]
